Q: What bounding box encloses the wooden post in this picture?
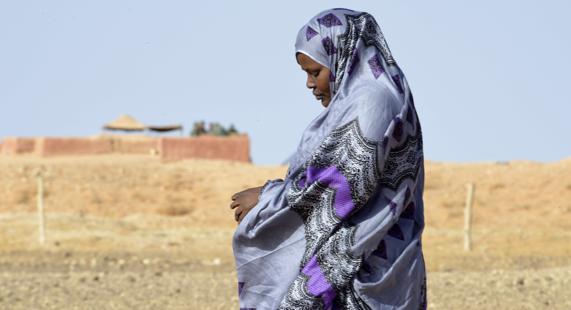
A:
[464,183,475,251]
[36,170,46,245]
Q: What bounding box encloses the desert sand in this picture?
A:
[0,155,570,309]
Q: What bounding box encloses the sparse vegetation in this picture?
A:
[0,155,570,309]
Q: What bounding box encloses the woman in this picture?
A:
[231,8,426,309]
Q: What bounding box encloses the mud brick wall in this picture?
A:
[36,137,113,157]
[2,135,250,162]
[106,137,159,154]
[159,135,250,162]
[0,137,36,155]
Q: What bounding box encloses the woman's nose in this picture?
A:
[306,75,316,89]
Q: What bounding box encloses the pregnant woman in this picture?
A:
[231,8,426,309]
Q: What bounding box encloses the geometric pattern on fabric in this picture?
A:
[391,75,404,94]
[335,12,396,91]
[336,283,374,310]
[348,51,360,76]
[349,13,395,65]
[392,117,404,141]
[387,223,405,241]
[368,53,384,79]
[372,239,387,259]
[306,26,319,41]
[379,108,423,191]
[279,273,325,309]
[322,36,337,56]
[317,13,343,27]
[280,227,363,309]
[282,118,380,309]
[401,201,416,219]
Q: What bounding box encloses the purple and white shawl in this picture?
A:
[233,8,426,310]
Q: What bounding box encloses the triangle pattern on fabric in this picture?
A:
[388,224,405,240]
[306,26,318,41]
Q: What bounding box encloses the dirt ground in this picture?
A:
[0,155,570,309]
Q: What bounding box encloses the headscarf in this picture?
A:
[234,8,426,309]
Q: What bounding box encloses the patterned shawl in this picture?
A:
[233,8,426,310]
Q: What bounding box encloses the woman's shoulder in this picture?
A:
[335,82,404,141]
[348,81,404,118]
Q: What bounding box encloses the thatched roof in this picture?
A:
[104,115,146,131]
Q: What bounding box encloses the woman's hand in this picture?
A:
[230,186,263,223]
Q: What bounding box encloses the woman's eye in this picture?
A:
[312,71,320,77]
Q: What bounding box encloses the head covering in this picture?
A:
[234,8,426,309]
[288,8,408,176]
[295,8,396,96]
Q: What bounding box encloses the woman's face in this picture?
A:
[296,53,332,108]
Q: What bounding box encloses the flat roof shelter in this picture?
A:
[147,124,183,134]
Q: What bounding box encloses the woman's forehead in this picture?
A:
[297,53,324,70]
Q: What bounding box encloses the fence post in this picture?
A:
[464,183,475,251]
[36,169,46,245]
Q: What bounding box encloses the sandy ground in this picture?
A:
[0,155,570,309]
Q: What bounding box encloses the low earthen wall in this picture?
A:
[105,137,159,154]
[159,135,250,162]
[36,137,113,157]
[0,137,36,155]
[2,135,250,162]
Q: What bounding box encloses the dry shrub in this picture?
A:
[157,205,192,216]
[441,200,456,209]
[490,183,506,190]
[14,188,32,205]
[91,191,103,205]
[131,191,149,202]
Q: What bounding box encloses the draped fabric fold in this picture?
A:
[233,8,426,310]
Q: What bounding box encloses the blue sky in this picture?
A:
[1,1,569,164]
